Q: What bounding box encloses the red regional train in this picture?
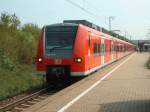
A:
[36,20,135,83]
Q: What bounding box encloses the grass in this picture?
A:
[146,57,150,69]
[0,64,44,100]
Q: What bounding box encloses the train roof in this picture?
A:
[45,23,78,32]
[63,20,134,45]
[46,23,78,27]
[63,20,101,31]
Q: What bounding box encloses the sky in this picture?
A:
[0,0,150,40]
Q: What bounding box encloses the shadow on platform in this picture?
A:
[99,99,150,112]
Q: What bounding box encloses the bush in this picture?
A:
[0,49,15,71]
[0,66,43,100]
[0,12,43,100]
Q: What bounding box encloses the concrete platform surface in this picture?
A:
[23,53,150,112]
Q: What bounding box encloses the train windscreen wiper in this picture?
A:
[47,46,72,51]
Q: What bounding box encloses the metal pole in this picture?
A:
[130,36,132,40]
[108,16,114,31]
[124,31,127,37]
[109,16,111,31]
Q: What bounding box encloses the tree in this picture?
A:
[0,12,40,65]
[10,13,21,29]
[22,23,40,41]
[0,12,20,30]
[0,12,11,26]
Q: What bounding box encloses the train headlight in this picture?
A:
[74,57,82,63]
[38,57,43,63]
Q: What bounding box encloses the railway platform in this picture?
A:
[23,53,150,112]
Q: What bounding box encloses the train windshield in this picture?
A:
[45,24,78,58]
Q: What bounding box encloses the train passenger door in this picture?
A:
[114,41,117,59]
[111,40,114,60]
[88,31,92,69]
[101,38,105,65]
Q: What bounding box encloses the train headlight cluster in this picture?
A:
[38,58,43,63]
[74,57,82,63]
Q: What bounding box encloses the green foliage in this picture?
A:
[0,12,20,29]
[0,12,43,100]
[0,12,41,65]
[0,49,15,71]
[0,66,43,100]
[22,23,40,41]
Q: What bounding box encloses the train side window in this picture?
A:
[104,44,107,53]
[117,46,119,52]
[109,41,111,53]
[100,44,105,55]
[94,43,97,54]
[88,32,91,48]
[111,45,114,52]
[100,44,102,55]
[115,46,117,51]
[124,45,126,52]
[120,46,121,52]
[98,44,101,54]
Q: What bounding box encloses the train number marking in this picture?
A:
[54,59,62,64]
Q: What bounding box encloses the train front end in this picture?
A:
[36,23,82,83]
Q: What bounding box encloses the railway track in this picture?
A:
[0,87,50,112]
[0,77,83,112]
[0,85,66,112]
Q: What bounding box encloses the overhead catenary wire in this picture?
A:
[64,0,111,29]
[64,0,133,41]
[64,0,102,20]
[85,0,105,17]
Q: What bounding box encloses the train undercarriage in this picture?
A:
[46,66,71,85]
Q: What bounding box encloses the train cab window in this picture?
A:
[45,24,78,58]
